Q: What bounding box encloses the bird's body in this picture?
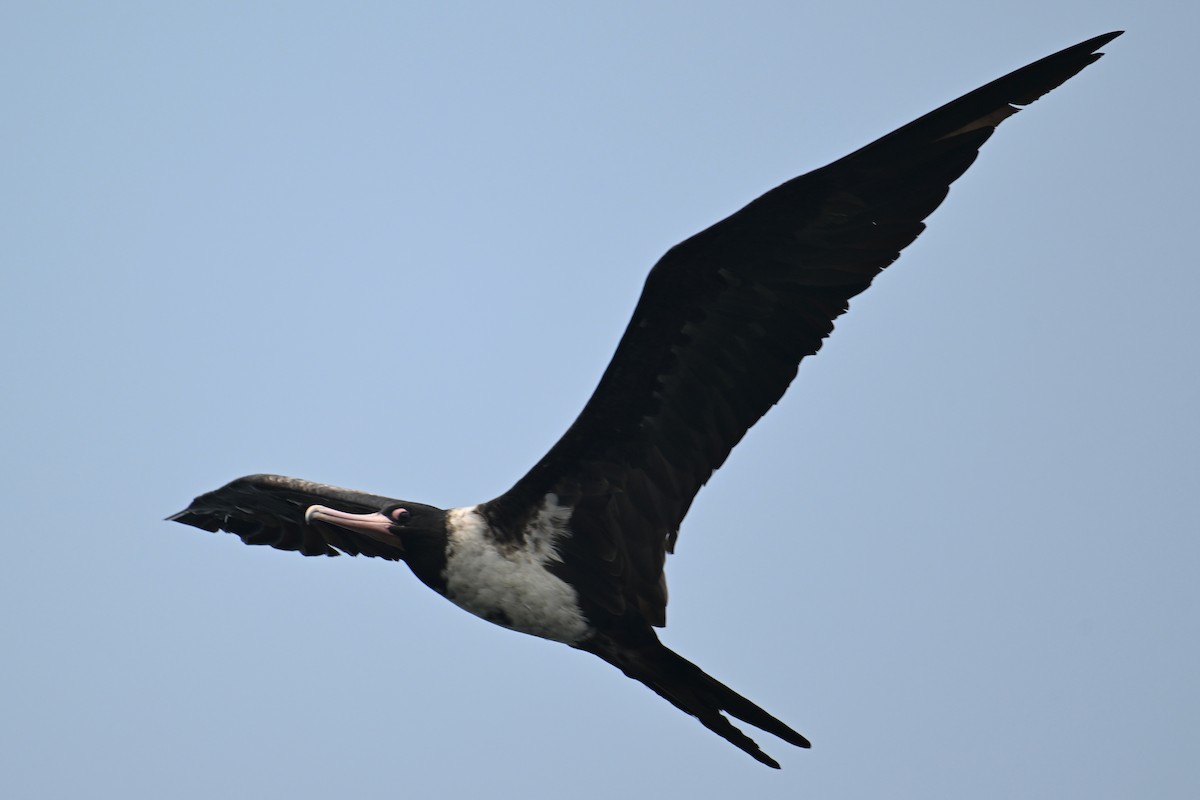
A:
[442,500,591,643]
[171,33,1120,768]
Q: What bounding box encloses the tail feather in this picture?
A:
[578,635,809,768]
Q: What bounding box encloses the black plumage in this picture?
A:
[170,33,1119,768]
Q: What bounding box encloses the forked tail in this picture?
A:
[577,634,809,768]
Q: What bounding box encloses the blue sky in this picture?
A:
[2,2,1196,798]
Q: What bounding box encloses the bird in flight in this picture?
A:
[171,32,1120,768]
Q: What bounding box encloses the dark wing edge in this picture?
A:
[168,473,406,559]
[827,31,1122,172]
[484,33,1121,628]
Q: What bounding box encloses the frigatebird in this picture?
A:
[171,32,1119,768]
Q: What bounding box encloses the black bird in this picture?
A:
[171,33,1119,768]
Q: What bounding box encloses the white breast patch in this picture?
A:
[442,497,592,644]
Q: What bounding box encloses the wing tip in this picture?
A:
[990,30,1124,112]
[1091,30,1125,48]
[166,507,214,530]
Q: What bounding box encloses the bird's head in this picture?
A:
[304,501,446,555]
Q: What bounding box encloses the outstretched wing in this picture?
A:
[169,474,406,559]
[483,33,1120,627]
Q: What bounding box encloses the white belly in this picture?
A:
[443,503,592,644]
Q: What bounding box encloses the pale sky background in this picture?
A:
[2,2,1196,798]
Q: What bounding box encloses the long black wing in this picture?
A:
[483,33,1120,627]
[169,474,406,559]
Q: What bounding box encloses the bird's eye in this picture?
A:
[390,508,411,524]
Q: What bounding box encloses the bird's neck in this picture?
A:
[399,523,451,594]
